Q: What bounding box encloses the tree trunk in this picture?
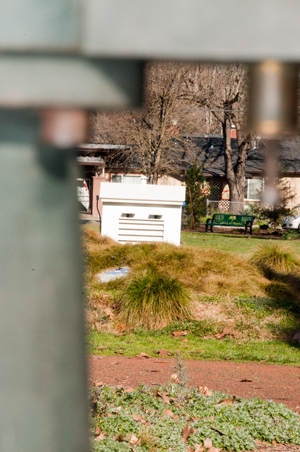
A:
[152,145,162,184]
[222,118,252,214]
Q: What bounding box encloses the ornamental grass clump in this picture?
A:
[250,242,300,276]
[116,272,193,330]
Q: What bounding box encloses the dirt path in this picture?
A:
[89,356,300,412]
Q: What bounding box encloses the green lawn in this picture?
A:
[88,331,300,366]
[181,231,300,256]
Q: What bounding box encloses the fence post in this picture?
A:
[0,110,90,451]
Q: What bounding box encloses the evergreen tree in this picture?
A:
[184,163,208,229]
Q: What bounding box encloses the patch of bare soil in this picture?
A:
[89,356,300,413]
[89,357,300,451]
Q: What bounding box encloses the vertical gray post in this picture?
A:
[0,110,89,451]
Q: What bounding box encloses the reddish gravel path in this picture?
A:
[89,356,300,412]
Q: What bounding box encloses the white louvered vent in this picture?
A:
[118,218,164,244]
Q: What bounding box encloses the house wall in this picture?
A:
[157,175,182,186]
[283,177,300,207]
[91,175,106,216]
[215,176,300,208]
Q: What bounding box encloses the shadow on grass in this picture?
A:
[259,265,300,310]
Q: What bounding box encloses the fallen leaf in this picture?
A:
[158,349,171,356]
[97,346,107,350]
[129,433,141,446]
[103,307,114,318]
[207,447,222,452]
[132,414,140,421]
[162,390,171,405]
[195,446,205,452]
[171,373,182,384]
[198,386,212,396]
[155,389,171,404]
[203,437,213,449]
[182,338,189,342]
[209,415,214,421]
[115,433,124,442]
[217,396,236,406]
[94,381,104,387]
[272,440,277,445]
[163,408,174,417]
[95,426,101,436]
[182,423,196,443]
[215,329,230,340]
[94,433,105,441]
[172,331,188,337]
[125,387,135,393]
[107,413,113,417]
[136,352,151,358]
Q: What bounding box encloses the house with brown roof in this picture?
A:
[77,136,300,215]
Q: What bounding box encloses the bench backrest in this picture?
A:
[212,214,254,227]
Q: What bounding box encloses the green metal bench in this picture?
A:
[205,214,255,234]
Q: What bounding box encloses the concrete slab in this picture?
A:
[96,267,130,283]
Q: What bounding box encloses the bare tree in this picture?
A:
[189,65,256,213]
[89,62,198,184]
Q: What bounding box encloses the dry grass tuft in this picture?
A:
[83,228,300,335]
[82,228,116,247]
[250,242,300,275]
[116,272,193,330]
[84,233,267,299]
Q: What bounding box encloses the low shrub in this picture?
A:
[90,385,300,452]
[250,242,300,275]
[281,229,300,241]
[116,272,193,330]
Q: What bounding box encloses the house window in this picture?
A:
[123,175,141,184]
[111,175,122,183]
[244,178,263,200]
[111,174,141,184]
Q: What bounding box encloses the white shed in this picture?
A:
[100,182,185,246]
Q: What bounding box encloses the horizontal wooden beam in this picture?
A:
[83,0,300,62]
